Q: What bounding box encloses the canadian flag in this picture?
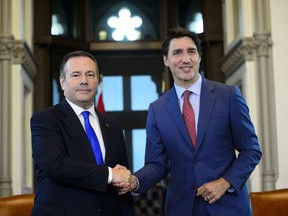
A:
[96,78,106,113]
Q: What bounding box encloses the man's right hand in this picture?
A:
[111,164,131,183]
[113,174,138,195]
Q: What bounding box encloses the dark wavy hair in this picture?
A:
[162,27,202,57]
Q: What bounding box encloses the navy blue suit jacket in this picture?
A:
[31,99,133,216]
[135,77,262,216]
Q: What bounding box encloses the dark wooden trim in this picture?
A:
[34,35,89,49]
[90,41,162,51]
[201,0,224,83]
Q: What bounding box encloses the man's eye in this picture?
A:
[87,73,95,77]
[72,74,79,77]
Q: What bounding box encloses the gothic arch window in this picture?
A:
[51,0,67,36]
[189,12,204,34]
[51,14,65,35]
[51,0,78,37]
[180,0,203,34]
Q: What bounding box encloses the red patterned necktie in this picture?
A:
[183,90,196,146]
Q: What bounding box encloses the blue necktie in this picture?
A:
[82,111,104,165]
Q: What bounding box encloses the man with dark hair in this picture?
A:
[120,27,262,216]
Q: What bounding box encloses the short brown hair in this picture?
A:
[59,51,98,78]
[162,27,202,57]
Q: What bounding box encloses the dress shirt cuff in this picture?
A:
[131,176,140,196]
[108,167,112,184]
[227,187,236,193]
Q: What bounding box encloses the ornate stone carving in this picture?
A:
[221,33,273,78]
[254,32,273,57]
[0,36,36,78]
[0,35,14,60]
[12,40,37,78]
[221,38,255,78]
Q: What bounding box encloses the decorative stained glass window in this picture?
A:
[93,1,160,41]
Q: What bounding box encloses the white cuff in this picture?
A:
[107,167,112,184]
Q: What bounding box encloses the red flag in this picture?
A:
[96,91,106,113]
[96,77,106,113]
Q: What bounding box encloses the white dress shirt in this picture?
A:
[66,98,113,183]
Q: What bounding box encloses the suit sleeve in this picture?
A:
[222,86,262,193]
[31,110,109,192]
[134,104,170,195]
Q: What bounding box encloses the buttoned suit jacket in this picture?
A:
[31,99,133,216]
[134,77,262,216]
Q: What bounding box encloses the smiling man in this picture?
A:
[30,51,134,216]
[122,27,262,216]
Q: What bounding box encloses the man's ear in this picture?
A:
[59,76,65,90]
[163,56,168,67]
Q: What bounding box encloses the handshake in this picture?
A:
[111,164,138,195]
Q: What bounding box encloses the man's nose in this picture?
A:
[80,75,88,84]
[182,52,191,62]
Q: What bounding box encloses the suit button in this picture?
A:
[98,209,102,215]
[191,185,196,190]
[193,160,197,164]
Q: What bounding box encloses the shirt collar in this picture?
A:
[174,75,202,100]
[65,98,96,118]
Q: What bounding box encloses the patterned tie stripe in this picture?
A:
[183,90,197,147]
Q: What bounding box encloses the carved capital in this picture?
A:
[253,32,273,57]
[12,40,37,78]
[0,35,14,60]
[0,36,37,78]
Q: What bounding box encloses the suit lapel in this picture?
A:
[165,87,194,149]
[195,78,216,153]
[96,111,111,164]
[57,100,96,162]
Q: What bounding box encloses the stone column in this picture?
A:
[254,0,277,191]
[0,0,13,197]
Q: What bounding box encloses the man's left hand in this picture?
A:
[196,177,231,204]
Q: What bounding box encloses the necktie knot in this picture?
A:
[184,90,192,100]
[82,110,90,119]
